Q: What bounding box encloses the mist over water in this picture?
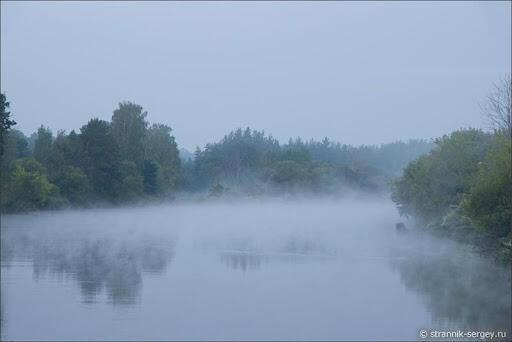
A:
[1,197,510,341]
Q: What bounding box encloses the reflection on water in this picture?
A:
[220,251,265,271]
[1,214,175,306]
[1,200,510,340]
[218,235,335,272]
[390,234,511,334]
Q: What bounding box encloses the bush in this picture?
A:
[1,158,63,211]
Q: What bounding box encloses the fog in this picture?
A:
[1,197,510,340]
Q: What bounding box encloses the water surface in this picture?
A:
[1,198,510,340]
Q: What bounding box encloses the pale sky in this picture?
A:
[1,1,510,150]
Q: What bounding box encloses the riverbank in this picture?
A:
[392,129,511,262]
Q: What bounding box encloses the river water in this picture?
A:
[1,198,510,340]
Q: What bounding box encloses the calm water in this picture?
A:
[1,198,510,341]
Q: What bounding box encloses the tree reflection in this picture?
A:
[220,251,264,271]
[218,234,333,271]
[390,240,511,333]
[1,226,175,305]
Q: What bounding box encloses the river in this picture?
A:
[1,198,510,340]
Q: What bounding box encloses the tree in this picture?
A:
[33,126,53,166]
[9,130,29,159]
[483,74,511,138]
[144,124,179,167]
[111,102,148,166]
[190,128,280,189]
[1,129,29,177]
[144,123,181,191]
[51,130,83,168]
[80,119,122,200]
[46,130,83,179]
[0,93,16,156]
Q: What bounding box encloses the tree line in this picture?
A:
[0,94,433,212]
[1,100,181,211]
[186,129,432,195]
[392,76,512,255]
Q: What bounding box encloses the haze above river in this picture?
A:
[1,198,510,341]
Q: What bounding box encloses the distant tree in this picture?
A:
[50,130,83,168]
[48,131,83,170]
[274,144,311,164]
[45,130,67,181]
[9,130,29,158]
[191,127,280,189]
[33,126,53,166]
[111,102,148,166]
[483,74,511,138]
[0,93,16,157]
[80,119,122,200]
[270,160,308,187]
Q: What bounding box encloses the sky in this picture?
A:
[1,1,510,150]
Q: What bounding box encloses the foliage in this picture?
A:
[1,158,63,211]
[1,100,433,211]
[0,93,16,156]
[392,129,511,245]
[142,160,160,195]
[191,128,430,194]
[192,128,280,189]
[460,135,511,238]
[51,130,83,169]
[3,129,29,160]
[119,160,144,200]
[1,129,30,180]
[0,101,184,212]
[111,102,148,166]
[53,166,91,205]
[80,119,123,201]
[144,124,181,192]
[33,126,53,166]
[298,137,434,177]
[392,129,493,221]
